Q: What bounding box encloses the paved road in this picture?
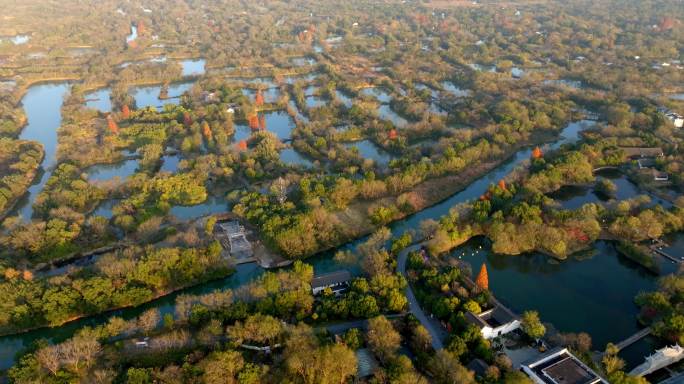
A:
[397,244,447,350]
[316,244,448,351]
[321,314,403,335]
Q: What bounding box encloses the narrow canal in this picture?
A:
[11,83,70,221]
[0,88,667,371]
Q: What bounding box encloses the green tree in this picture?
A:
[521,311,546,340]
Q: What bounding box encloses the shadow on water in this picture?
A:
[451,238,657,350]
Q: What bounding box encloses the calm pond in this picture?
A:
[160,153,181,173]
[452,238,656,351]
[86,159,138,182]
[131,82,193,110]
[181,59,206,76]
[0,87,672,371]
[261,111,296,140]
[169,195,227,221]
[280,148,313,167]
[344,140,394,166]
[83,88,112,113]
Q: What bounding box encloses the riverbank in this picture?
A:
[0,143,44,221]
[281,128,568,260]
[0,266,236,338]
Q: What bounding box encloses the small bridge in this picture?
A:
[615,327,652,351]
[650,239,681,263]
[592,166,620,172]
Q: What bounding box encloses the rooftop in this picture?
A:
[311,270,351,289]
[621,147,663,158]
[467,358,489,377]
[466,306,518,329]
[523,348,606,384]
[219,221,244,236]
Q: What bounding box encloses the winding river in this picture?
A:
[11,83,70,221]
[0,90,666,371]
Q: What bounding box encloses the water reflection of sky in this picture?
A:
[131,82,193,110]
[344,140,393,166]
[86,159,139,182]
[280,148,313,167]
[84,88,112,113]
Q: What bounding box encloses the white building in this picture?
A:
[665,112,684,128]
[311,270,351,295]
[465,306,520,339]
[522,348,608,384]
[218,221,253,259]
[629,344,684,377]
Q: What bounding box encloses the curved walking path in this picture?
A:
[397,244,447,350]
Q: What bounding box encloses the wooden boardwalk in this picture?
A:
[650,240,681,263]
[615,327,652,351]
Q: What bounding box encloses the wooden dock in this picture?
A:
[615,327,652,351]
[650,240,681,263]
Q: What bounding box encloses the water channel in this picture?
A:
[11,83,70,221]
[0,84,674,371]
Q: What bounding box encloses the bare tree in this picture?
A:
[91,368,116,384]
[35,345,61,375]
[137,308,161,335]
[60,335,101,372]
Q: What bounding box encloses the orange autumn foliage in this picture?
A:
[107,115,119,134]
[248,114,259,130]
[498,179,507,190]
[121,105,130,119]
[237,140,248,151]
[22,270,33,281]
[388,129,398,140]
[659,17,675,31]
[532,146,543,159]
[4,268,19,279]
[475,264,489,290]
[202,121,213,141]
[259,115,266,130]
[137,20,145,35]
[255,90,265,106]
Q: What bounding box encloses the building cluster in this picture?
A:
[659,106,684,128]
[214,220,253,259]
[522,348,608,384]
[623,146,669,182]
[465,305,520,340]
